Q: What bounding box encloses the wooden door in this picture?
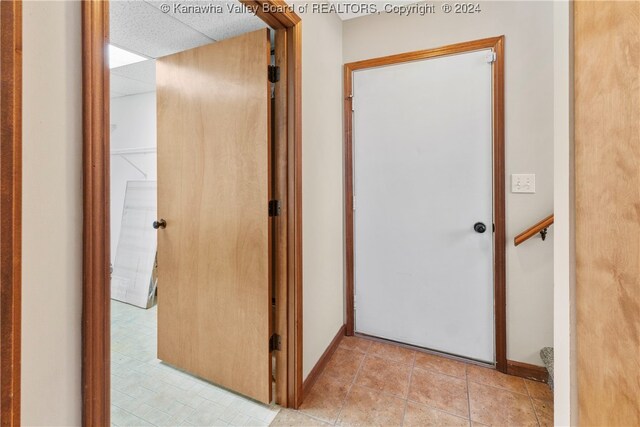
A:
[575,2,640,425]
[156,29,272,404]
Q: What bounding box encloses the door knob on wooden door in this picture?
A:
[153,219,167,229]
[474,222,486,233]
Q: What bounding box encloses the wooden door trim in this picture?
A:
[343,36,507,373]
[273,28,288,406]
[82,2,111,425]
[82,2,303,424]
[242,0,301,28]
[506,360,549,383]
[0,1,22,425]
[302,324,345,397]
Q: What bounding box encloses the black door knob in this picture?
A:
[153,219,166,229]
[474,222,486,233]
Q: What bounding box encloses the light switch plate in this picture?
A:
[512,174,536,193]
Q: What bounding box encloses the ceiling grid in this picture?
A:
[110,0,267,97]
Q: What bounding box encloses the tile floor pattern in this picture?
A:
[111,301,280,426]
[112,301,552,427]
[276,336,554,427]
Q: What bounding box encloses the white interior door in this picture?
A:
[353,49,495,363]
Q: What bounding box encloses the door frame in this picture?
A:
[82,1,303,424]
[0,1,22,425]
[343,36,507,372]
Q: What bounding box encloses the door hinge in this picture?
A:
[268,65,280,83]
[269,334,281,352]
[486,51,496,63]
[268,199,281,217]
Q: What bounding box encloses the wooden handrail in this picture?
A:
[514,214,554,246]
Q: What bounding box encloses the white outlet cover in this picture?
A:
[511,174,536,193]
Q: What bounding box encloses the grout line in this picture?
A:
[354,382,409,402]
[326,352,413,407]
[364,352,416,369]
[332,345,370,425]
[530,397,543,427]
[466,377,530,397]
[361,340,372,354]
[294,409,336,426]
[139,0,218,44]
[525,381,543,427]
[401,352,418,426]
[404,398,470,422]
[466,374,544,427]
[111,301,283,427]
[354,333,492,369]
[111,404,154,427]
[355,337,476,423]
[465,364,472,422]
[412,363,469,381]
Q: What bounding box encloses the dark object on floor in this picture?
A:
[540,347,554,390]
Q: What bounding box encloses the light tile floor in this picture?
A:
[272,336,554,427]
[111,300,280,427]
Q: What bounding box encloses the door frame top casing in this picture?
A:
[81,1,303,425]
[343,36,507,372]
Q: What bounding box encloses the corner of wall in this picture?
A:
[299,8,346,380]
[553,1,576,425]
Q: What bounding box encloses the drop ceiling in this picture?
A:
[110,1,420,97]
[110,0,267,98]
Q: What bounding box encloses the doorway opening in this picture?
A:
[82,1,303,424]
[343,37,507,372]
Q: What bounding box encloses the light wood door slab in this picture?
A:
[156,28,272,404]
[575,2,640,425]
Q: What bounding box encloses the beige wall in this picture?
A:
[343,1,555,365]
[300,9,345,379]
[553,1,576,423]
[22,1,83,425]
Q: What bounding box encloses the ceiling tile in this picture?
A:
[144,0,267,41]
[109,0,270,96]
[111,74,156,98]
[220,5,268,39]
[111,90,128,98]
[110,0,214,58]
[111,59,156,85]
